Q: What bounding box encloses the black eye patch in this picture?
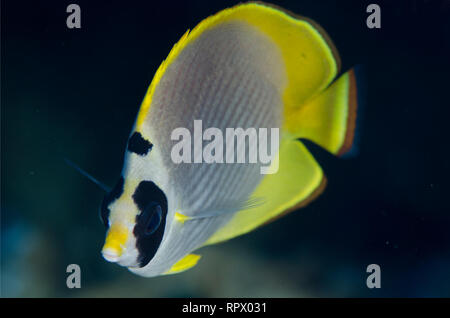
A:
[100,177,124,228]
[127,132,153,156]
[132,181,168,267]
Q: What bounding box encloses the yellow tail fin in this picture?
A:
[284,69,358,156]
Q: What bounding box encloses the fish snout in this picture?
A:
[101,223,129,263]
[102,247,120,263]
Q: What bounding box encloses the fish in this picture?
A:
[99,2,359,277]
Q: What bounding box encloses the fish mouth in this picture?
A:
[101,247,121,263]
[101,246,141,267]
[101,222,130,264]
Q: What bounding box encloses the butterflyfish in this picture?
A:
[99,2,359,277]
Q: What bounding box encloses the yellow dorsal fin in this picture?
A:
[204,139,326,246]
[201,2,340,108]
[135,2,340,132]
[164,254,202,275]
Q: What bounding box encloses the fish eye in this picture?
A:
[140,202,163,235]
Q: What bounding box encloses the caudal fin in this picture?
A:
[284,68,358,156]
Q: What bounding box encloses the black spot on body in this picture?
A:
[132,181,168,267]
[100,177,124,228]
[128,132,153,156]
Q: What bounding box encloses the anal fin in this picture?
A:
[203,138,326,246]
[164,254,201,275]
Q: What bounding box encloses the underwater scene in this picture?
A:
[2,0,450,298]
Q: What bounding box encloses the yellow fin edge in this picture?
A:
[135,29,190,129]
